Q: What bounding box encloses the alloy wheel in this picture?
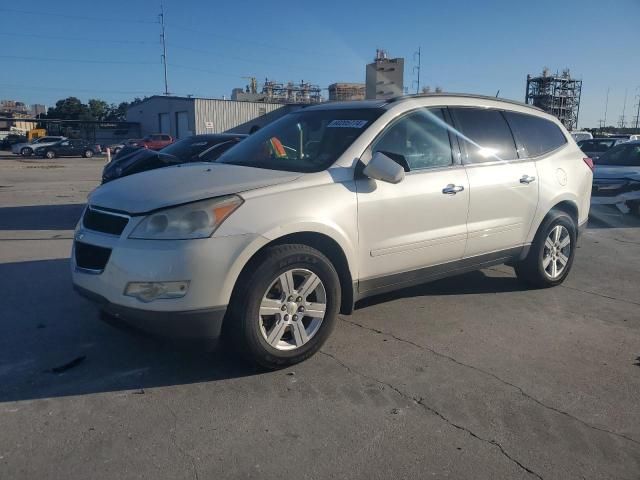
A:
[543,225,571,279]
[258,268,327,351]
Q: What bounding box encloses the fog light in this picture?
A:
[124,281,189,302]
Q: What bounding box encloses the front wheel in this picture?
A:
[21,147,32,157]
[83,150,93,158]
[515,211,577,288]
[227,244,341,369]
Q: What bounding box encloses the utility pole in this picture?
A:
[633,87,640,130]
[603,87,610,127]
[413,47,421,94]
[618,88,628,129]
[160,2,169,95]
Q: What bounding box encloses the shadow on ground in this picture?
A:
[0,204,85,230]
[0,257,532,403]
[588,205,640,229]
[0,258,262,403]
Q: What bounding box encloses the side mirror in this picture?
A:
[363,152,406,184]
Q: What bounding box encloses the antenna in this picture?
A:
[160,2,169,95]
[412,47,421,94]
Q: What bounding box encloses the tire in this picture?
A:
[514,211,577,288]
[83,150,93,158]
[21,147,32,157]
[113,147,121,155]
[627,201,640,217]
[45,150,56,159]
[227,244,341,369]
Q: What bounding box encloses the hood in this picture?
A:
[594,165,640,181]
[89,162,301,214]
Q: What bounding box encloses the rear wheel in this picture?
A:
[83,150,93,158]
[45,150,56,159]
[515,211,577,288]
[227,244,340,369]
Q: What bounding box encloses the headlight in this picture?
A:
[129,195,243,240]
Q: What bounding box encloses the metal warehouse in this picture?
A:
[126,96,301,139]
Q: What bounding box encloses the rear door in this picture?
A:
[450,107,539,258]
[356,107,469,293]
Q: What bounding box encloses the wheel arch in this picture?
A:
[229,231,355,316]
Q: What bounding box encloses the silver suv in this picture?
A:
[72,94,593,368]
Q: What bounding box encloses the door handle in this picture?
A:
[442,184,464,195]
[520,175,536,184]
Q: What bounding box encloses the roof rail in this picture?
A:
[387,92,544,112]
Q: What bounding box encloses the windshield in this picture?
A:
[216,108,383,172]
[160,136,237,162]
[596,143,640,166]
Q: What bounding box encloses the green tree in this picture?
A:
[46,97,90,120]
[88,99,109,121]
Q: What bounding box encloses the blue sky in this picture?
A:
[1,0,638,128]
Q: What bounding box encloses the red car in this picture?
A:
[139,134,173,150]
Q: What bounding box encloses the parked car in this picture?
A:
[571,131,593,142]
[577,138,626,160]
[108,139,142,156]
[35,139,100,159]
[139,133,173,150]
[72,94,592,368]
[591,140,640,215]
[0,134,27,150]
[11,136,66,156]
[102,134,247,183]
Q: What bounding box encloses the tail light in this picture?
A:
[583,157,594,171]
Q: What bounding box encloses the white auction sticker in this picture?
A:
[327,120,368,128]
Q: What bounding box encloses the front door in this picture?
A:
[356,108,469,294]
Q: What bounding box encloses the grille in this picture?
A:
[83,207,129,235]
[75,242,112,271]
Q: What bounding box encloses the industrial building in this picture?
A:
[366,49,404,100]
[328,83,366,101]
[525,68,582,131]
[126,96,301,139]
[232,78,322,104]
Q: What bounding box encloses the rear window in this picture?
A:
[504,112,567,157]
[596,143,640,166]
[450,108,518,163]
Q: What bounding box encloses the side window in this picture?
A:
[450,108,518,163]
[162,135,171,141]
[504,111,567,157]
[371,108,453,170]
[60,141,70,146]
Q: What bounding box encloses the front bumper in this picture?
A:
[74,285,226,339]
[71,216,262,339]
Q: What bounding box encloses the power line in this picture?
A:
[169,23,331,58]
[170,43,353,76]
[0,7,157,24]
[0,31,157,46]
[0,54,159,66]
[0,83,158,96]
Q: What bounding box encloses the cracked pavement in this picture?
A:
[1,154,639,479]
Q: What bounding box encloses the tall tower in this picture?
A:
[366,49,405,100]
